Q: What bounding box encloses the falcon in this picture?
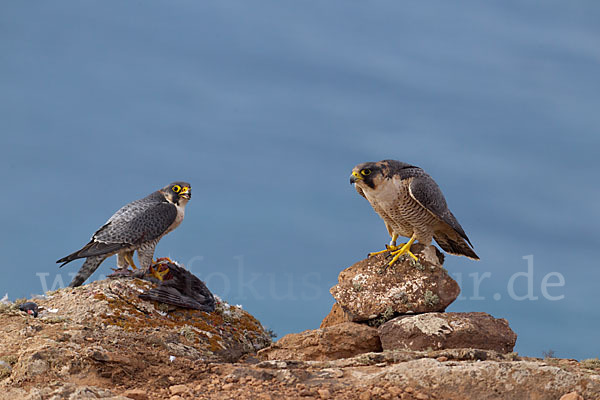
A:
[57,182,192,287]
[350,160,478,265]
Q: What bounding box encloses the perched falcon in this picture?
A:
[57,182,192,287]
[350,160,478,265]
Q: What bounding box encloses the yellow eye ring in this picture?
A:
[172,185,181,193]
[361,169,371,176]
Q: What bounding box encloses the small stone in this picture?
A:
[123,389,149,400]
[359,392,371,400]
[372,387,384,396]
[415,393,429,400]
[404,387,414,393]
[318,388,331,399]
[388,387,403,396]
[222,383,234,390]
[436,356,448,362]
[169,396,183,400]
[169,384,188,395]
[560,392,583,400]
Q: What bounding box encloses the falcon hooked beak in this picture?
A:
[350,170,363,184]
[179,186,191,200]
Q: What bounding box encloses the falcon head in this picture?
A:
[350,162,383,189]
[161,181,192,205]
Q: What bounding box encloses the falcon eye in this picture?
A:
[361,169,372,176]
[172,185,181,193]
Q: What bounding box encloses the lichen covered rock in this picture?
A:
[378,312,517,353]
[330,244,460,322]
[0,277,272,395]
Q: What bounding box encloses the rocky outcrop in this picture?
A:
[1,274,598,399]
[0,276,272,399]
[378,312,517,353]
[258,322,382,361]
[253,350,600,400]
[330,244,460,322]
[278,246,518,365]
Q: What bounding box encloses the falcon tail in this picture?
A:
[57,250,83,267]
[68,255,109,287]
[434,232,480,260]
[57,240,126,267]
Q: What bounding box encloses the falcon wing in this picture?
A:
[93,201,177,245]
[407,175,473,246]
[57,201,177,266]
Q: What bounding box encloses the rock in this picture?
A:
[3,384,129,400]
[258,322,382,361]
[0,360,11,378]
[168,384,188,395]
[35,278,270,363]
[1,283,597,400]
[320,303,351,328]
[560,392,584,400]
[330,245,459,322]
[123,389,148,400]
[375,358,598,400]
[378,312,517,353]
[318,388,331,399]
[222,383,235,390]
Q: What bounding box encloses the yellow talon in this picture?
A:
[368,244,403,257]
[124,253,138,270]
[368,233,402,257]
[149,265,170,281]
[388,235,418,266]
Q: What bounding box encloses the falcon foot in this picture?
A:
[368,244,401,257]
[149,263,171,281]
[108,267,135,278]
[124,253,138,270]
[388,239,418,266]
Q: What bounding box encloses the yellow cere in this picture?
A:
[179,186,190,194]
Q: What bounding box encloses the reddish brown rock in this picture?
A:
[320,303,351,328]
[258,322,382,361]
[330,244,459,322]
[123,389,149,400]
[378,312,517,354]
[560,392,584,400]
